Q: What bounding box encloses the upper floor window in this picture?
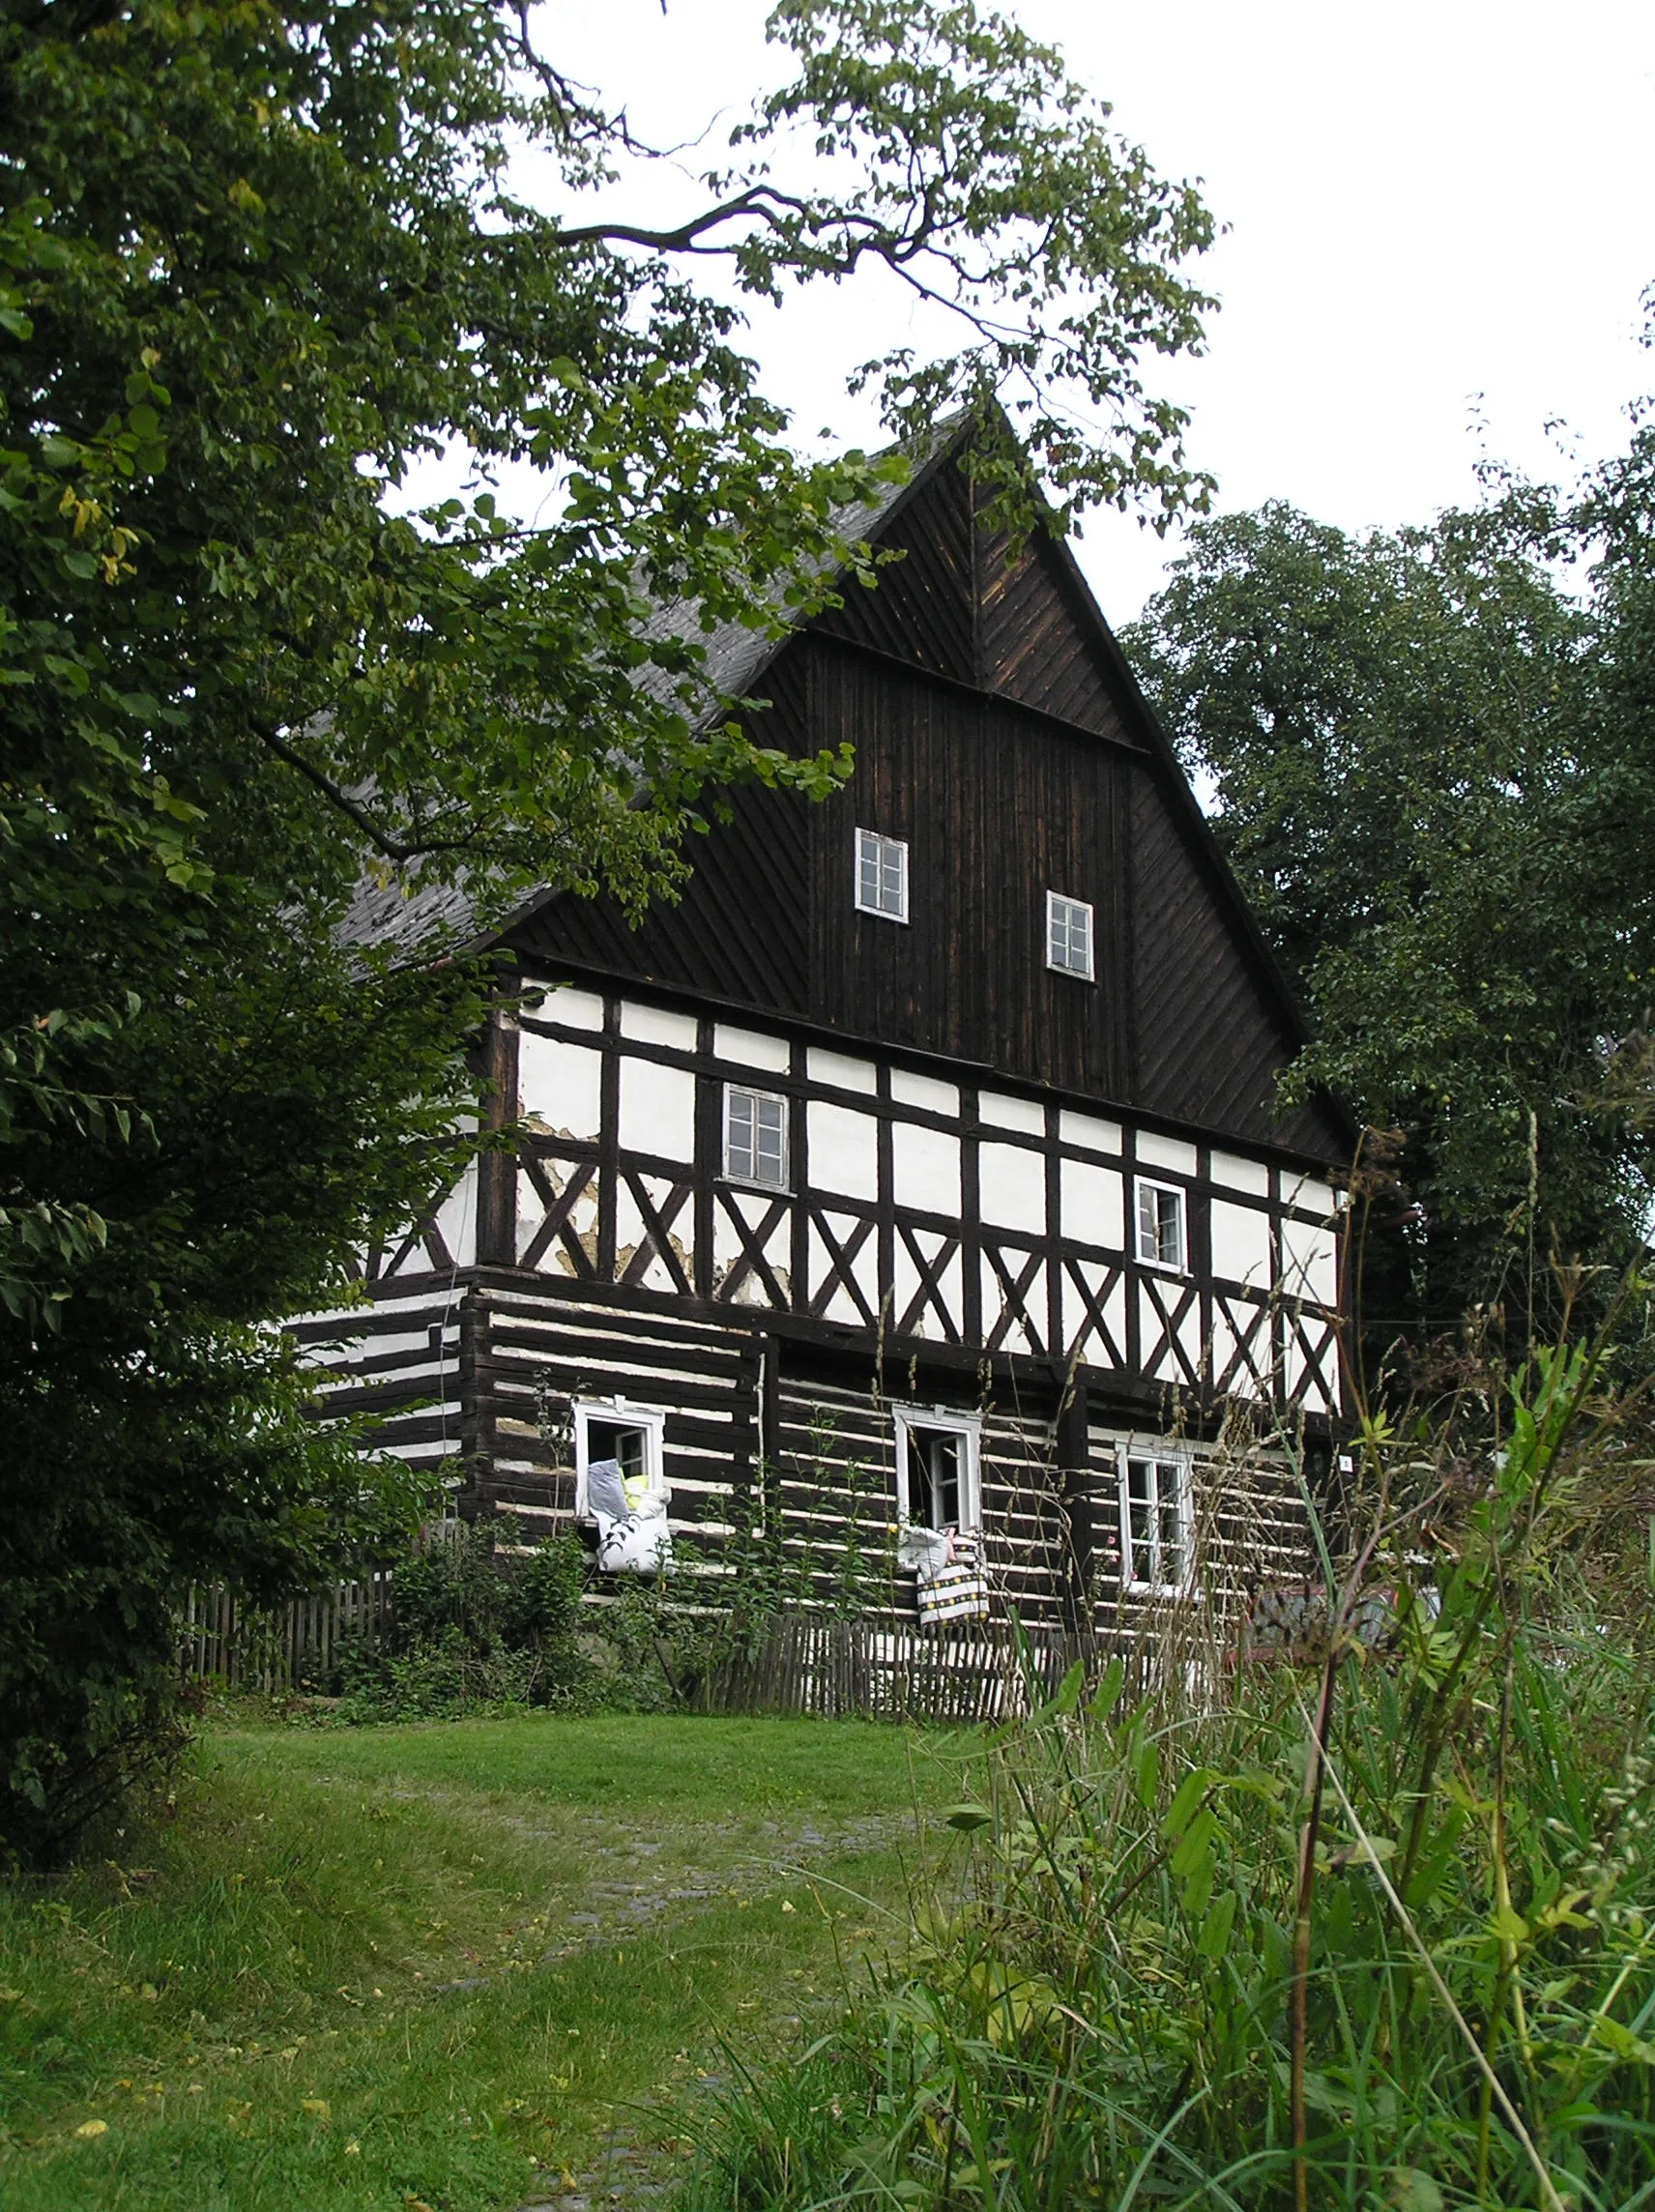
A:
[892,1406,982,1532]
[1118,1448,1191,1595]
[724,1084,789,1191]
[1047,890,1094,980]
[1135,1177,1187,1271]
[855,829,909,922]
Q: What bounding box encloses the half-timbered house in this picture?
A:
[302,419,1350,1652]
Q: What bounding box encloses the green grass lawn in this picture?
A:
[0,1713,974,2211]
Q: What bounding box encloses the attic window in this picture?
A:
[855,829,909,922]
[724,1084,789,1191]
[1047,891,1094,979]
[1135,1178,1187,1272]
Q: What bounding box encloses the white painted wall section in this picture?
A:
[807,1045,877,1094]
[1060,1108,1122,1155]
[1211,1198,1272,1289]
[714,1023,790,1073]
[1211,1149,1271,1197]
[979,1090,1044,1135]
[890,1068,957,1116]
[619,1055,696,1160]
[620,1000,698,1052]
[891,1121,961,1216]
[1138,1129,1199,1178]
[979,1141,1046,1235]
[1060,1157,1124,1250]
[519,1033,603,1142]
[807,1100,880,1200]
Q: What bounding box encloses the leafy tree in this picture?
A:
[1123,479,1655,1355]
[0,0,1221,1855]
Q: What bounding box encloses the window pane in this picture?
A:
[881,840,904,913]
[1156,1190,1182,1266]
[1070,903,1090,967]
[857,832,880,910]
[727,1090,753,1179]
[755,1096,786,1185]
[1137,1183,1158,1261]
[1126,1458,1152,1568]
[907,1434,933,1526]
[932,1435,961,1528]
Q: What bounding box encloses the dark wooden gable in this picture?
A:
[509,428,1349,1167]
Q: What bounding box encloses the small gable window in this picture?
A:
[1118,1448,1191,1595]
[1047,891,1094,980]
[855,829,909,922]
[725,1085,789,1191]
[1135,1177,1187,1271]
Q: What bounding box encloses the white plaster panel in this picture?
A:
[807,1100,880,1200]
[807,1209,879,1324]
[980,1251,1044,1354]
[1210,1307,1264,1401]
[1285,1172,1342,1221]
[526,983,603,1032]
[430,1157,478,1267]
[712,1188,790,1307]
[979,1141,1046,1235]
[979,1090,1044,1136]
[1060,1157,1124,1251]
[890,1067,957,1117]
[619,1055,696,1161]
[1136,1129,1199,1177]
[1060,1258,1125,1370]
[1211,1149,1270,1197]
[615,1172,693,1293]
[620,1000,699,1052]
[1060,1109,1122,1155]
[714,1022,790,1073]
[1211,1198,1272,1290]
[1281,1216,1339,1306]
[807,1045,877,1095]
[891,1121,961,1216]
[518,1032,603,1142]
[895,1228,964,1342]
[809,1218,865,1329]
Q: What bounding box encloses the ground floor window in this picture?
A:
[1117,1446,1192,1595]
[573,1399,668,1521]
[892,1406,982,1533]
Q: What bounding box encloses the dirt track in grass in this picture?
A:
[0,1712,975,2212]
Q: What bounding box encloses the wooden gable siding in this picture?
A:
[978,520,1138,740]
[1126,763,1347,1157]
[805,635,1131,1098]
[812,452,976,684]
[512,645,813,1013]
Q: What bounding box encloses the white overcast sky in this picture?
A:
[526,0,1655,625]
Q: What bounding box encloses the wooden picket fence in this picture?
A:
[697,1614,1133,1724]
[181,1575,1126,1723]
[180,1572,395,1696]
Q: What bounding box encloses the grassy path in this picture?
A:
[0,1713,973,2211]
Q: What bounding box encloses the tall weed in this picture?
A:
[682,1327,1655,2210]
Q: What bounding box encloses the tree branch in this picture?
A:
[247,719,483,862]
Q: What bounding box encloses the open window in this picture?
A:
[892,1406,981,1534]
[855,828,909,922]
[1134,1176,1188,1272]
[572,1398,668,1522]
[1117,1447,1191,1596]
[1046,890,1095,980]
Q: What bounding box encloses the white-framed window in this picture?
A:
[724,1084,790,1191]
[1117,1446,1192,1595]
[855,828,909,922]
[572,1398,668,1520]
[1135,1176,1188,1271]
[1046,890,1095,980]
[892,1406,982,1532]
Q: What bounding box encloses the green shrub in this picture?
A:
[682,1335,1655,2211]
